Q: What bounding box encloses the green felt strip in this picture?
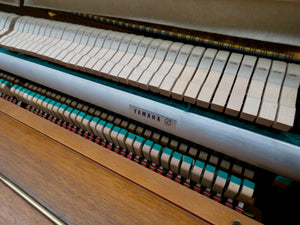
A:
[112,126,121,133]
[120,128,128,136]
[84,114,93,121]
[163,147,173,156]
[172,151,182,160]
[183,155,193,164]
[195,160,205,169]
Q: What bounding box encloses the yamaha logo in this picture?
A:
[164,118,172,126]
[129,105,176,130]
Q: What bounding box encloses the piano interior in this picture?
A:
[0,1,299,224]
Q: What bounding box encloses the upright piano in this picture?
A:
[0,0,299,224]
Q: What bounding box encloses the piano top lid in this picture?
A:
[23,0,300,47]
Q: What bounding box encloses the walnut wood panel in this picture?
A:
[0,98,261,225]
[0,180,54,225]
[0,113,206,225]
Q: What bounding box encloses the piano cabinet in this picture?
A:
[0,1,299,224]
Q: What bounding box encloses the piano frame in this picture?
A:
[0,2,299,224]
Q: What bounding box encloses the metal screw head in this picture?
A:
[48,11,56,18]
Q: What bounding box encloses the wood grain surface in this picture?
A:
[0,180,54,225]
[0,98,261,225]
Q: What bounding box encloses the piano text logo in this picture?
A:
[129,105,176,129]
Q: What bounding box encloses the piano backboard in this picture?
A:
[23,0,300,46]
